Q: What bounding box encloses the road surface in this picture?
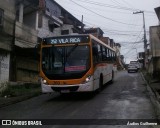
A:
[0,71,158,127]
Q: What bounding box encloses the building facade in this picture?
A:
[0,0,84,83]
[14,0,39,82]
[148,26,160,77]
[147,6,160,78]
[0,0,16,84]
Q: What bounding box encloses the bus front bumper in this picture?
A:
[41,81,94,93]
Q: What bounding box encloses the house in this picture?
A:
[0,0,84,83]
[148,26,160,77]
[155,7,160,23]
[115,43,124,69]
[38,0,84,38]
[148,6,160,78]
[0,0,16,84]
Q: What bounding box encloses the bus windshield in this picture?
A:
[42,45,90,80]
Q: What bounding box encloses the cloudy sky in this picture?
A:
[55,0,159,63]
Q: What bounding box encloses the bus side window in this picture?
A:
[92,41,98,64]
[98,44,102,61]
[113,53,117,61]
[92,44,98,56]
[106,48,109,61]
[102,46,107,61]
[108,49,111,61]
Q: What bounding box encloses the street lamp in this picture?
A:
[133,11,147,68]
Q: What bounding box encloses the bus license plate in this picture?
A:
[61,90,70,93]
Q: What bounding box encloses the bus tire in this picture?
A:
[97,75,103,93]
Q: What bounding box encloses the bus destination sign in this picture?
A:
[43,35,90,44]
[51,37,80,44]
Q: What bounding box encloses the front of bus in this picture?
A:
[40,35,93,93]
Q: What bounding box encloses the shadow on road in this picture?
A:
[46,92,95,102]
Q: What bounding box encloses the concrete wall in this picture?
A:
[16,57,39,82]
[0,0,15,35]
[38,15,54,38]
[53,24,74,36]
[0,36,12,51]
[149,26,160,77]
[0,0,15,51]
[38,14,74,38]
[24,11,37,29]
[13,2,39,83]
[150,26,160,57]
[15,21,38,47]
[0,0,15,87]
[0,51,10,83]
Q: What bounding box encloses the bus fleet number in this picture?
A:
[53,81,60,85]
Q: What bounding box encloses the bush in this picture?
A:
[0,82,41,97]
[0,82,11,97]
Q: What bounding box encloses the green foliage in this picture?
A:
[0,82,9,96]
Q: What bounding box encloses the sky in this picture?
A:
[55,0,160,64]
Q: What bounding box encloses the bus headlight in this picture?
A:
[85,75,91,82]
[43,79,47,84]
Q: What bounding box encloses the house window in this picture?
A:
[0,9,4,26]
[38,13,42,28]
[49,24,54,32]
[61,30,69,35]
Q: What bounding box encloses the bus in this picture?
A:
[39,34,116,93]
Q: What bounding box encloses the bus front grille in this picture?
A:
[51,86,79,92]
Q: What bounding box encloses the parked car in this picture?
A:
[130,61,141,70]
[128,64,138,73]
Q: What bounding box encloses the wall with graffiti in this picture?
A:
[0,52,10,83]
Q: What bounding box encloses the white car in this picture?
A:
[128,64,138,73]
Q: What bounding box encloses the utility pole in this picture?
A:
[133,11,147,68]
[81,15,84,33]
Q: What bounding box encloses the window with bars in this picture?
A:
[0,9,4,26]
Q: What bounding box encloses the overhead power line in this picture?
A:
[123,28,143,55]
[74,0,155,14]
[69,0,140,26]
[75,0,138,12]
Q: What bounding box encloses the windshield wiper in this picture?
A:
[66,44,78,57]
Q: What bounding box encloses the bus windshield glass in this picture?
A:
[42,45,90,80]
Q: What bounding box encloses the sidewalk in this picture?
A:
[141,71,160,119]
[0,93,41,108]
[0,82,41,108]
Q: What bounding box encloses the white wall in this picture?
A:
[37,15,54,38]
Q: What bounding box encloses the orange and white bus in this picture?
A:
[39,34,116,93]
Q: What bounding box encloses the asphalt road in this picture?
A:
[0,70,158,128]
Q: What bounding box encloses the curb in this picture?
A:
[140,72,160,119]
